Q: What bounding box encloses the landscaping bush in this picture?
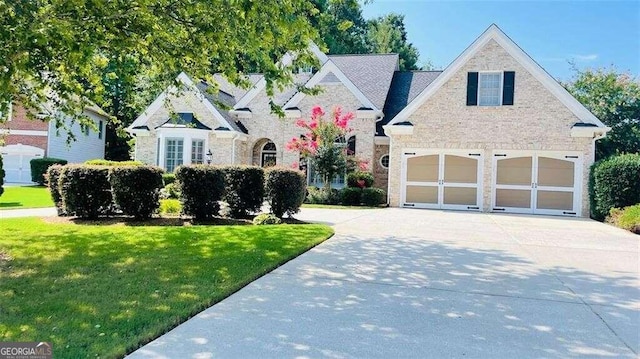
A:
[159,199,182,215]
[361,187,386,206]
[109,166,164,219]
[46,164,65,215]
[346,171,374,188]
[306,186,340,205]
[0,154,4,197]
[162,173,176,186]
[175,165,225,220]
[607,204,640,234]
[85,159,142,166]
[590,154,640,220]
[265,167,306,218]
[59,165,112,219]
[340,187,362,205]
[30,157,67,185]
[160,183,181,199]
[222,166,265,218]
[253,213,282,225]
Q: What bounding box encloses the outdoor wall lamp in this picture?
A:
[206,149,213,164]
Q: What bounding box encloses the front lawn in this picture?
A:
[0,186,54,209]
[0,218,333,358]
[302,203,381,209]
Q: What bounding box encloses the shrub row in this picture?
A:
[48,165,164,219]
[307,186,386,206]
[30,157,67,185]
[607,204,640,234]
[589,153,640,220]
[84,159,143,166]
[346,171,374,188]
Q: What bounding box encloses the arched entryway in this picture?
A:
[252,138,277,167]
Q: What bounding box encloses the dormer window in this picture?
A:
[298,66,313,74]
[467,71,515,106]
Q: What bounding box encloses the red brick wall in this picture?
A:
[4,135,47,151]
[1,104,49,131]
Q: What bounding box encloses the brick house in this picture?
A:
[0,103,109,183]
[128,24,608,217]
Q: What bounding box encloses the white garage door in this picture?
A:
[0,144,45,183]
[492,151,582,216]
[402,150,483,211]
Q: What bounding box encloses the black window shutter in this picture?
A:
[466,72,478,106]
[502,71,515,105]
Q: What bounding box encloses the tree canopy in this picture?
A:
[0,0,319,132]
[564,67,640,160]
[366,13,420,71]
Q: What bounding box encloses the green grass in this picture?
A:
[0,218,333,358]
[0,186,54,209]
[302,203,381,209]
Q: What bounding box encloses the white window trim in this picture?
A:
[191,139,205,165]
[156,128,209,171]
[260,141,277,167]
[379,154,390,169]
[477,71,503,107]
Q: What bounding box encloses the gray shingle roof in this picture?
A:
[378,71,442,135]
[329,54,399,110]
[196,82,244,132]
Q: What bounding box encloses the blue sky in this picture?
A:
[361,1,639,81]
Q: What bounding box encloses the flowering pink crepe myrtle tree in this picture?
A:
[286,106,356,190]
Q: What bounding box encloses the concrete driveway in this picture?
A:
[128,208,639,358]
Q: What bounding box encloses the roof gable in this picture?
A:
[388,24,606,128]
[128,72,241,133]
[283,59,380,111]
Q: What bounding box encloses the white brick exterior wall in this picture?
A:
[387,39,594,216]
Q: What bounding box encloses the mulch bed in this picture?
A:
[42,215,308,226]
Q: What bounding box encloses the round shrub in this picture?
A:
[340,187,362,205]
[109,166,164,219]
[175,165,225,220]
[59,165,112,219]
[265,167,306,218]
[46,164,66,215]
[361,187,386,207]
[0,153,4,197]
[222,166,265,218]
[590,154,640,220]
[347,171,374,188]
[30,157,68,185]
[253,213,282,225]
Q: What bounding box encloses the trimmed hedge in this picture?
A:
[85,159,142,166]
[30,157,67,185]
[265,167,306,218]
[162,173,176,186]
[59,165,112,219]
[361,187,386,207]
[175,165,225,220]
[347,171,374,188]
[109,166,164,219]
[340,187,362,205]
[222,166,265,217]
[46,165,65,215]
[0,154,4,197]
[590,154,640,220]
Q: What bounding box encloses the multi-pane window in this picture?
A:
[191,139,204,164]
[165,138,184,173]
[478,73,502,106]
[98,120,103,139]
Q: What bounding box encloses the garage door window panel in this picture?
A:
[444,187,477,206]
[537,157,574,187]
[444,155,477,184]
[496,189,531,208]
[406,185,438,204]
[497,157,532,186]
[536,190,573,211]
[407,155,439,182]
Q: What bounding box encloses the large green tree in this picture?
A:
[0,0,319,135]
[565,67,640,160]
[366,13,419,71]
[312,0,369,55]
